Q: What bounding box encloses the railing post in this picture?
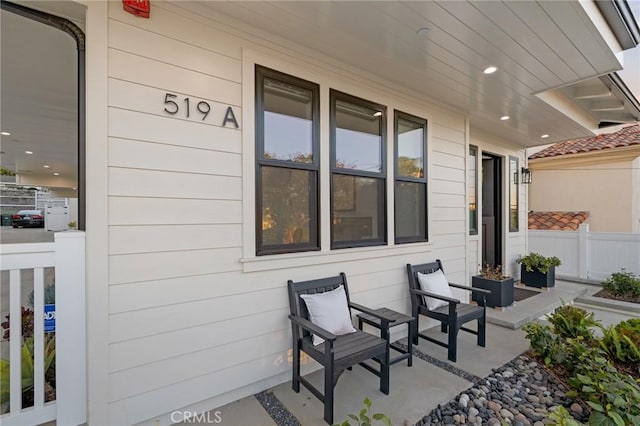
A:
[54,231,87,425]
[578,223,589,279]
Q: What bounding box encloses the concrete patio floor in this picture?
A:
[188,279,640,426]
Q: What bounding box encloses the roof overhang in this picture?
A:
[595,0,640,49]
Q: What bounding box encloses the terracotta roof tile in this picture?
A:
[529,124,640,159]
[528,211,589,231]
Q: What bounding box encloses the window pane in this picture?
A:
[397,118,424,178]
[260,166,316,246]
[469,146,478,234]
[509,157,519,232]
[395,181,426,240]
[263,78,313,162]
[335,100,382,172]
[332,175,384,243]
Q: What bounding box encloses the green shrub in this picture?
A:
[568,354,640,426]
[547,406,584,426]
[335,398,391,426]
[522,322,568,367]
[601,318,640,366]
[517,252,562,274]
[603,270,640,298]
[547,304,600,340]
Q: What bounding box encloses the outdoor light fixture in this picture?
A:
[521,167,532,184]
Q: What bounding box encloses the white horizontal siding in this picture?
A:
[109,138,241,177]
[108,168,242,200]
[108,48,241,107]
[109,247,242,285]
[109,224,242,255]
[109,197,242,225]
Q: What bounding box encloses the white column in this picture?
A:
[54,231,87,425]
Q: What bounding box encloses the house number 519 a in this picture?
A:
[162,93,239,128]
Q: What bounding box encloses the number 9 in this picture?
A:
[197,101,210,120]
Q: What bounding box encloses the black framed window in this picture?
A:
[255,66,320,255]
[330,90,386,248]
[509,156,519,232]
[469,145,478,235]
[394,111,427,243]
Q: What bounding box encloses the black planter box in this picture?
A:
[520,265,555,288]
[471,276,514,308]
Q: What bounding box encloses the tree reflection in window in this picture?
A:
[256,66,319,255]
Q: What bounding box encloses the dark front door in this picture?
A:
[481,153,502,267]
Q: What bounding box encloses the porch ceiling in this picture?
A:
[183,0,633,147]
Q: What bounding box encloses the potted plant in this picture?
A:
[471,264,514,308]
[517,252,561,288]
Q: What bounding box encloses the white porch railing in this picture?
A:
[0,231,86,426]
[529,224,640,281]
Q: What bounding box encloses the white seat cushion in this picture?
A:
[417,270,455,311]
[300,285,357,345]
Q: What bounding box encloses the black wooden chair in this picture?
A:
[406,260,490,362]
[288,273,393,424]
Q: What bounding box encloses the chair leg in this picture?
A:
[292,343,300,392]
[407,319,415,367]
[478,317,486,347]
[324,363,334,425]
[448,321,458,362]
[441,322,448,333]
[380,345,390,395]
[413,315,419,345]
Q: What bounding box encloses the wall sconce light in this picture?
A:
[521,167,532,184]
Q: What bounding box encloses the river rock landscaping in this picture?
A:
[417,354,587,426]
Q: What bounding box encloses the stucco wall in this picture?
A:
[529,159,635,232]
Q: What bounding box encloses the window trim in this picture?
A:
[509,155,519,232]
[255,65,321,255]
[394,110,428,244]
[469,145,478,236]
[329,89,387,249]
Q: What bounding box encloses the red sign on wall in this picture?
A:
[123,0,150,18]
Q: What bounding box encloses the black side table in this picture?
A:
[357,307,415,366]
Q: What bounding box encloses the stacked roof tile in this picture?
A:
[529,124,640,159]
[528,211,589,231]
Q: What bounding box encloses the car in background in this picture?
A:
[12,209,45,228]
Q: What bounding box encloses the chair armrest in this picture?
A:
[288,314,337,341]
[411,288,460,304]
[449,283,491,295]
[349,302,397,323]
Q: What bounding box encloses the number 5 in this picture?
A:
[164,93,178,114]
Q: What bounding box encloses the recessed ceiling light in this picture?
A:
[373,111,383,117]
[483,66,498,74]
[72,187,77,190]
[43,165,50,168]
[541,134,550,138]
[25,150,33,155]
[53,172,60,176]
[417,27,430,37]
[1,131,10,136]
[500,115,510,121]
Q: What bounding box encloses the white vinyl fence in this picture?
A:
[529,224,640,281]
[0,232,86,426]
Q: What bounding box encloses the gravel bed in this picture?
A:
[417,354,589,426]
[255,390,301,426]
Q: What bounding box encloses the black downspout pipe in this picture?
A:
[1,0,86,230]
